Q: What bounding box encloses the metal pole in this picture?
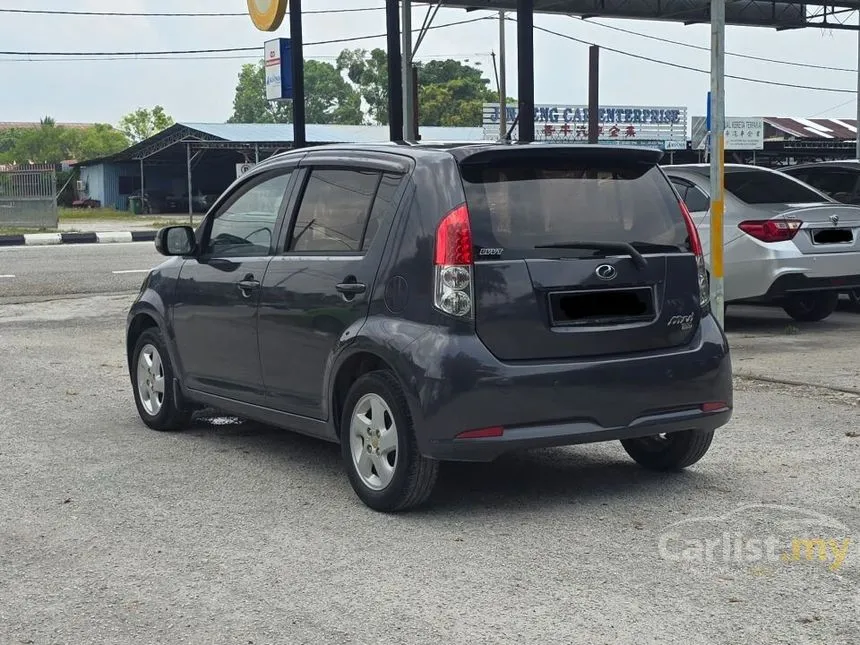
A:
[710,0,726,328]
[588,45,600,144]
[499,11,507,139]
[290,0,306,148]
[386,0,403,141]
[139,158,145,215]
[856,29,860,159]
[186,143,193,224]
[255,144,259,163]
[516,0,535,143]
[412,65,420,140]
[402,0,413,141]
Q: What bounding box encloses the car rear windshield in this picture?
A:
[724,169,826,204]
[459,154,689,260]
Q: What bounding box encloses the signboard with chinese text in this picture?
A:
[265,38,293,101]
[692,116,764,150]
[483,103,688,149]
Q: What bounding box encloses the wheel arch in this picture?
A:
[328,347,418,442]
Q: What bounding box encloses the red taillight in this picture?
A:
[434,204,473,266]
[701,402,729,413]
[679,199,703,257]
[434,204,475,319]
[455,426,504,439]
[679,199,710,312]
[738,219,802,243]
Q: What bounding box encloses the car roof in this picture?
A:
[781,160,860,172]
[664,163,786,177]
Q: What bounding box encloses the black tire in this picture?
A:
[340,370,439,512]
[131,328,194,432]
[782,291,839,322]
[621,429,715,471]
[848,289,860,312]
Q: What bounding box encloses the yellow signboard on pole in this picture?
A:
[247,0,288,31]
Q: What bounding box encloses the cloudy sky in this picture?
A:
[0,0,856,130]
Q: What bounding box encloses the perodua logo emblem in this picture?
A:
[830,214,840,226]
[595,264,617,281]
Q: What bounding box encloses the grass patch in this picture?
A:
[60,207,133,220]
[0,227,51,235]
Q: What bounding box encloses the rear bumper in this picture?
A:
[404,315,733,462]
[428,408,732,462]
[721,236,860,302]
[764,272,860,298]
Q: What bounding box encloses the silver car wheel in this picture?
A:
[349,393,399,491]
[136,343,165,417]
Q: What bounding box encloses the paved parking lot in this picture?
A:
[0,245,858,644]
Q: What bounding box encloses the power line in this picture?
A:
[0,52,492,64]
[574,17,856,74]
[0,6,387,17]
[523,19,855,94]
[0,15,493,57]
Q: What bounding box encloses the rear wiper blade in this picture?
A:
[534,240,648,270]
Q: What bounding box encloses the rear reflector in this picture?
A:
[455,426,504,439]
[738,219,802,243]
[701,402,729,413]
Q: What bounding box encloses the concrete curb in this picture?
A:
[0,231,156,247]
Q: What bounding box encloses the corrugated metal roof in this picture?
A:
[181,122,485,143]
[764,117,858,140]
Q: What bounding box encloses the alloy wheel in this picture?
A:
[349,393,399,491]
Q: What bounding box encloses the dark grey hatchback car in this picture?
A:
[127,142,733,512]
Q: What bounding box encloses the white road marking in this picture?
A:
[0,274,15,279]
[112,269,151,275]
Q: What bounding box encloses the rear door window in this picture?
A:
[460,155,688,260]
[799,170,859,201]
[724,169,827,204]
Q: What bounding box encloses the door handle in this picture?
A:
[237,279,260,297]
[336,282,366,294]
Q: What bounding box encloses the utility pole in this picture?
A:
[386,0,403,142]
[289,0,306,148]
[516,0,535,143]
[499,11,507,139]
[709,0,726,328]
[402,0,414,141]
[588,46,599,144]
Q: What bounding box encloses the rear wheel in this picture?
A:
[621,429,715,471]
[848,289,860,311]
[340,371,439,512]
[131,328,194,432]
[782,291,839,322]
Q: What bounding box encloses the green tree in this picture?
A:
[118,106,174,143]
[416,59,501,127]
[76,124,129,161]
[337,48,389,125]
[228,60,363,125]
[228,62,291,124]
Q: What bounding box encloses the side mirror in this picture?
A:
[155,226,197,257]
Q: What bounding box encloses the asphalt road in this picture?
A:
[0,242,162,304]
[0,253,858,644]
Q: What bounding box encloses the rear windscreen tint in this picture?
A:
[459,156,689,259]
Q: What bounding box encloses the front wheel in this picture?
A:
[782,291,839,322]
[621,429,715,471]
[131,328,193,431]
[340,371,439,512]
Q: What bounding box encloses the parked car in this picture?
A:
[664,163,860,322]
[780,160,860,205]
[126,143,733,512]
[779,160,860,309]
